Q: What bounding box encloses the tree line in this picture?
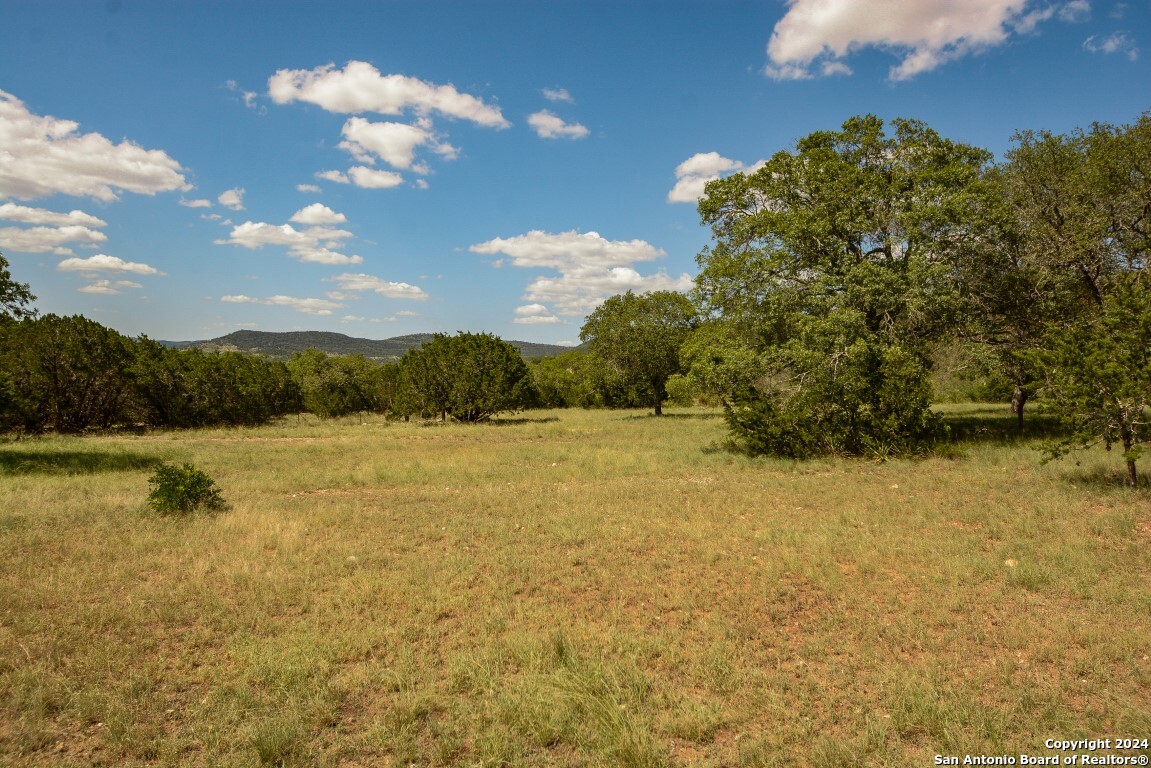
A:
[1,109,1147,480]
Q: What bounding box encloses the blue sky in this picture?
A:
[1,0,1147,344]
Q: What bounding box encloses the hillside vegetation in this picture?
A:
[175,331,576,361]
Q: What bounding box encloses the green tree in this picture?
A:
[1006,113,1151,483]
[0,252,36,322]
[0,314,136,433]
[0,252,37,425]
[530,350,633,409]
[969,123,1128,430]
[677,320,767,403]
[1036,273,1151,485]
[130,340,301,428]
[288,349,383,418]
[396,332,534,422]
[579,290,698,415]
[695,115,995,455]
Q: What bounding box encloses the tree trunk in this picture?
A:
[1122,430,1138,487]
[654,397,663,416]
[1011,386,1029,434]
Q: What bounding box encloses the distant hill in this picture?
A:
[164,330,576,360]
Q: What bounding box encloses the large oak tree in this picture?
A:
[695,115,998,455]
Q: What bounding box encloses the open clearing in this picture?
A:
[1,407,1148,767]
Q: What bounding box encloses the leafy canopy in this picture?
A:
[579,290,698,415]
[396,332,534,422]
[694,115,994,456]
[0,252,36,322]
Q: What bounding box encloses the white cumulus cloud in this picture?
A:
[514,303,562,325]
[0,89,189,201]
[0,224,107,254]
[218,188,245,210]
[338,117,457,170]
[765,0,1092,81]
[470,230,692,317]
[0,203,111,254]
[179,198,213,208]
[216,220,362,265]
[296,183,322,193]
[0,203,107,227]
[668,152,763,204]
[324,273,429,300]
[268,61,510,128]
[221,294,342,316]
[57,253,163,275]
[289,203,347,225]
[528,110,590,140]
[317,166,405,189]
[78,279,143,295]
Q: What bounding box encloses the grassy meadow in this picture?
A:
[1,406,1149,767]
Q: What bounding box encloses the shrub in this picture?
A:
[146,462,226,514]
[724,337,946,459]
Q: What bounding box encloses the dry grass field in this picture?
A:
[1,406,1148,767]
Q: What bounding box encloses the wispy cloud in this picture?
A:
[1083,31,1139,60]
[514,303,562,324]
[542,87,574,103]
[324,273,429,300]
[528,110,589,140]
[317,166,405,189]
[220,294,343,316]
[78,279,144,295]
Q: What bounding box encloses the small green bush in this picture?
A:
[146,462,226,514]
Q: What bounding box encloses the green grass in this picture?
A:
[1,407,1149,766]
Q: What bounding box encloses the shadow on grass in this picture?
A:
[940,406,1067,445]
[488,416,561,426]
[1057,465,1151,492]
[413,416,562,427]
[622,412,724,421]
[0,447,163,475]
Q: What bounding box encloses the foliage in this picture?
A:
[0,314,137,433]
[695,115,989,455]
[131,339,301,428]
[1034,274,1151,485]
[988,112,1151,479]
[677,320,767,403]
[724,315,945,458]
[530,350,639,409]
[146,462,227,514]
[396,332,535,422]
[0,252,36,322]
[287,349,384,418]
[0,318,301,434]
[696,115,994,346]
[579,290,698,415]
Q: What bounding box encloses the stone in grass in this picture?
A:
[146,462,227,515]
